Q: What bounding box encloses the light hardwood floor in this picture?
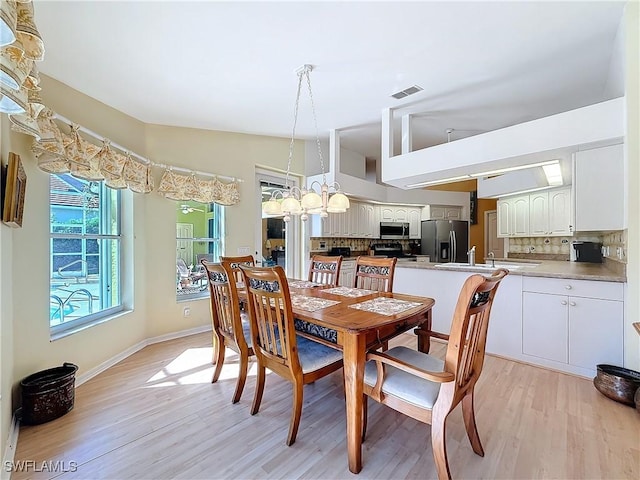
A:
[11,331,640,479]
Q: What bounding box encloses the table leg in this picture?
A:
[343,332,366,474]
[415,310,433,353]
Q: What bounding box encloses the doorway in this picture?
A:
[255,170,302,278]
[176,223,194,263]
[484,210,504,258]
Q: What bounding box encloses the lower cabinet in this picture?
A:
[522,277,624,376]
[339,260,355,287]
[394,267,625,378]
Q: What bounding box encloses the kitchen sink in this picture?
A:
[434,262,540,270]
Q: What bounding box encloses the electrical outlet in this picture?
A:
[183,307,191,317]
[616,247,623,259]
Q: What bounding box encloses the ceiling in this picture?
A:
[34,1,626,163]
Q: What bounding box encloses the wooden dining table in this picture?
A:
[280,281,436,474]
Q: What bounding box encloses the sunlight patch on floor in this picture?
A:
[145,346,261,387]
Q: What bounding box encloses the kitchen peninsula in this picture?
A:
[393,259,626,380]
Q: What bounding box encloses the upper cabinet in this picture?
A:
[497,195,530,237]
[498,187,572,238]
[574,144,624,232]
[380,206,408,222]
[310,201,415,238]
[309,200,379,238]
[380,205,422,239]
[422,205,463,221]
[529,188,573,237]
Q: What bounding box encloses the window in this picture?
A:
[49,174,122,333]
[176,201,224,299]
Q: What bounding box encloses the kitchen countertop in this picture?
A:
[395,258,626,282]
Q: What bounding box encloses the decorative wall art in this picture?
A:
[2,152,27,227]
[470,190,478,225]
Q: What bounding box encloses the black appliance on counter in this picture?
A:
[572,241,603,263]
[329,246,351,257]
[371,243,413,258]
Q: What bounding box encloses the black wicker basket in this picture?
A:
[20,363,78,425]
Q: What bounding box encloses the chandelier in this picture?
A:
[262,64,349,222]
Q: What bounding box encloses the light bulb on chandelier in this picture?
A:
[261,64,349,222]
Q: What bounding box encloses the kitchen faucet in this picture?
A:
[488,251,495,268]
[467,245,476,266]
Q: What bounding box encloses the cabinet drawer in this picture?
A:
[522,277,623,301]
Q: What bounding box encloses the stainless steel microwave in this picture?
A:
[380,222,410,239]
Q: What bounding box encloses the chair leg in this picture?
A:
[251,364,266,415]
[361,394,368,442]
[232,352,249,404]
[211,342,225,383]
[286,381,304,446]
[431,406,452,480]
[462,389,484,456]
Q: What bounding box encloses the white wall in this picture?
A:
[0,74,302,458]
[623,1,639,370]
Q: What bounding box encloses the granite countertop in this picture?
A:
[395,258,626,282]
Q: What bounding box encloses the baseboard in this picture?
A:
[146,324,211,346]
[1,412,20,480]
[75,324,212,387]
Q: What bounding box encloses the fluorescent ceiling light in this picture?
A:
[406,175,471,188]
[470,160,559,178]
[542,162,563,186]
[405,159,563,189]
[485,186,551,199]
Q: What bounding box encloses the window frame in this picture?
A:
[49,176,123,335]
[175,202,225,301]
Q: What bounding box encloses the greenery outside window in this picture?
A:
[176,201,224,299]
[49,174,122,333]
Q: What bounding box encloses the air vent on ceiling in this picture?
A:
[391,85,423,99]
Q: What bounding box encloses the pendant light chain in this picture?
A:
[261,64,350,221]
[304,67,327,185]
[285,69,305,189]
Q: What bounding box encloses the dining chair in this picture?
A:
[353,256,397,292]
[201,261,254,404]
[354,255,398,350]
[362,268,509,480]
[239,265,344,446]
[308,254,343,286]
[220,255,255,285]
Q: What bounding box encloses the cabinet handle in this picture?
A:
[565,285,572,290]
[561,300,568,305]
[570,301,576,306]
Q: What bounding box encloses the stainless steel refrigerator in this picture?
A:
[420,220,469,263]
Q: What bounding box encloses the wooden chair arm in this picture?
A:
[366,351,455,384]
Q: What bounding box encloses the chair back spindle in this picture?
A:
[354,256,397,292]
[308,255,343,286]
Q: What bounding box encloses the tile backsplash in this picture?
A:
[310,238,413,254]
[507,230,627,262]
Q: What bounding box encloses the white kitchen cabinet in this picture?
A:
[423,205,462,221]
[548,187,573,235]
[380,205,408,222]
[529,192,549,236]
[497,195,529,237]
[522,277,624,376]
[528,187,573,237]
[408,207,422,238]
[310,200,379,238]
[339,260,356,287]
[574,143,624,232]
